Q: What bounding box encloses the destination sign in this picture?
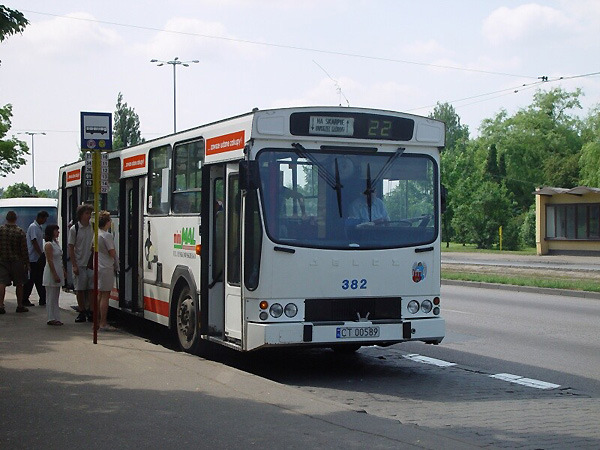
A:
[291,112,415,141]
[309,116,354,136]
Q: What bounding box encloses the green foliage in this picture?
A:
[579,106,600,187]
[3,182,35,198]
[429,102,470,246]
[0,104,29,177]
[438,87,596,251]
[0,6,28,42]
[113,92,143,150]
[452,180,513,249]
[520,204,537,248]
[502,214,522,251]
[478,88,584,210]
[37,189,58,199]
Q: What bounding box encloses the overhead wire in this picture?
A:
[408,72,600,112]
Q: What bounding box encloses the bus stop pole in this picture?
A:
[92,149,100,344]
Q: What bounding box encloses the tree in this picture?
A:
[0,5,28,42]
[579,106,600,187]
[429,102,470,247]
[478,88,584,211]
[485,144,499,180]
[3,182,35,198]
[0,104,29,177]
[429,102,470,152]
[452,180,513,249]
[113,92,143,150]
[38,189,58,199]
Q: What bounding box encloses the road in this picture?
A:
[217,284,600,448]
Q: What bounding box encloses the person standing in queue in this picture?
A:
[23,210,49,307]
[42,224,66,326]
[97,211,118,331]
[67,204,94,323]
[0,211,30,314]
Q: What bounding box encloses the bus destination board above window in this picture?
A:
[290,112,414,141]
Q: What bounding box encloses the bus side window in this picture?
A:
[147,145,170,215]
[172,139,203,214]
[107,157,121,216]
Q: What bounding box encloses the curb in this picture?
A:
[442,279,600,299]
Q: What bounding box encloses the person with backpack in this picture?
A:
[67,204,94,323]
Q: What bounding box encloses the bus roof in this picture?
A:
[0,197,58,207]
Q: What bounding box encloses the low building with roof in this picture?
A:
[535,186,600,255]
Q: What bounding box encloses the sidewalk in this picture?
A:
[0,288,479,449]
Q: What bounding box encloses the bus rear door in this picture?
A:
[119,176,144,313]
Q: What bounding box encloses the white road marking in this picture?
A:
[403,354,457,367]
[490,373,560,390]
[442,308,477,315]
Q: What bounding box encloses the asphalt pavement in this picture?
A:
[0,288,479,449]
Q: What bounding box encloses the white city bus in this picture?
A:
[58,107,445,353]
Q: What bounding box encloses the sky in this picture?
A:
[1,0,599,191]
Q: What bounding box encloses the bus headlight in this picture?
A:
[421,300,433,314]
[407,300,420,314]
[284,303,298,318]
[269,303,283,318]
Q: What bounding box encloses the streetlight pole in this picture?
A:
[17,131,45,192]
[150,57,199,133]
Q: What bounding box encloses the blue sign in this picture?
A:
[81,111,112,150]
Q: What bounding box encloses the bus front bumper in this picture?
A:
[246,317,445,351]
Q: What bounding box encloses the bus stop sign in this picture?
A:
[81,111,112,150]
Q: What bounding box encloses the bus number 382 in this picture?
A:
[342,279,367,290]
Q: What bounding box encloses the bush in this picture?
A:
[520,205,536,248]
[502,214,522,250]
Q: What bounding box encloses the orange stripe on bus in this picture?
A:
[144,296,169,317]
[123,154,146,171]
[67,169,81,182]
[206,130,245,155]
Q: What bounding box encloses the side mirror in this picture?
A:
[239,160,260,191]
[441,184,448,214]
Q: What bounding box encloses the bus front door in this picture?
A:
[119,176,143,313]
[224,165,242,341]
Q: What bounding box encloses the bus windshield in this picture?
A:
[256,147,437,249]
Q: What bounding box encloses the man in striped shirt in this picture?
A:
[0,211,30,314]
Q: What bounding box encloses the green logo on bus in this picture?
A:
[174,227,196,250]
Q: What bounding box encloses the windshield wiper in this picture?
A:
[292,143,344,217]
[363,147,405,222]
[334,158,343,217]
[364,163,374,222]
[373,146,405,185]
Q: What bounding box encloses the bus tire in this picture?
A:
[332,344,361,354]
[175,284,200,353]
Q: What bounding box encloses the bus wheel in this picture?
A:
[332,344,361,354]
[175,285,199,353]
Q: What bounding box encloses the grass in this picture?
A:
[442,269,600,293]
[441,242,537,255]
